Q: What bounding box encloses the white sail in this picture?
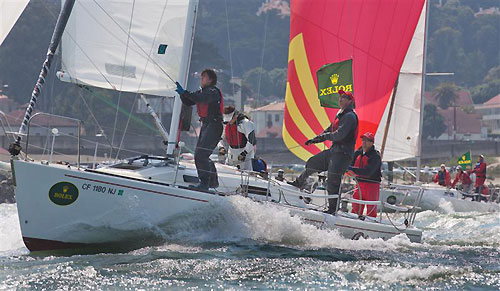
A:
[60,0,196,97]
[375,3,426,162]
[0,0,29,46]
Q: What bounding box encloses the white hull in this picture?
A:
[381,185,500,213]
[12,159,422,251]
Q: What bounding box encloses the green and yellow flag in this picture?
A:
[316,59,353,108]
[457,151,472,170]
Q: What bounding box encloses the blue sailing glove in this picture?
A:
[175,82,185,94]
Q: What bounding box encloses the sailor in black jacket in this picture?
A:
[289,90,358,214]
[176,69,223,190]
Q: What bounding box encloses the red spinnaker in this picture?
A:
[283,0,425,161]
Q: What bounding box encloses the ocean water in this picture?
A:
[0,197,499,290]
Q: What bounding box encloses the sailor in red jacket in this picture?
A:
[451,166,472,192]
[433,164,451,187]
[469,154,487,200]
[218,106,256,170]
[347,132,382,218]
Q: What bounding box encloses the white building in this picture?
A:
[474,94,500,137]
[249,102,284,138]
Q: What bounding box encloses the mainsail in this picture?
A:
[375,3,426,162]
[0,0,29,46]
[283,0,425,161]
[59,0,196,97]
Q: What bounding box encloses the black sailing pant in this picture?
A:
[296,149,352,213]
[195,121,223,187]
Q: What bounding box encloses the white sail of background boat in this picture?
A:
[375,2,426,162]
[371,4,499,213]
[9,0,428,252]
[0,0,29,46]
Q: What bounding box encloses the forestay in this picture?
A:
[0,0,29,46]
[60,0,195,97]
[375,3,426,162]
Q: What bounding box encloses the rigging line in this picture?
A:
[115,96,138,160]
[256,11,269,101]
[224,0,235,96]
[132,0,169,94]
[75,1,149,63]
[110,0,136,161]
[91,0,176,84]
[38,0,116,90]
[78,84,157,132]
[113,0,169,153]
[76,88,115,149]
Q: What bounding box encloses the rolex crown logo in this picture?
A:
[330,74,339,85]
[63,186,69,193]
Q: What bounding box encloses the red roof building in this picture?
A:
[426,90,486,140]
[250,102,285,138]
[474,94,500,136]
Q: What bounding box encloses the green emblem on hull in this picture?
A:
[49,182,79,206]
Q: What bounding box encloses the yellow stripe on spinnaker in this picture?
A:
[284,82,323,153]
[288,33,331,129]
[282,124,313,162]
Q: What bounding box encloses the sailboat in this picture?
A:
[370,2,499,213]
[8,0,425,252]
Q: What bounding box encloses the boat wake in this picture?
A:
[1,195,498,256]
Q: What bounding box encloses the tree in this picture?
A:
[268,67,287,97]
[242,67,271,99]
[435,82,459,109]
[423,104,447,139]
[471,66,500,104]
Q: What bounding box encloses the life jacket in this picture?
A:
[225,123,247,149]
[475,162,486,178]
[330,108,358,144]
[196,87,224,121]
[459,172,472,185]
[352,146,382,183]
[437,171,446,185]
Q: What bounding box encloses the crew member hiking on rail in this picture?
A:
[218,106,257,170]
[288,90,358,214]
[176,69,223,191]
[469,154,487,201]
[348,132,382,218]
[433,164,451,187]
[451,166,472,193]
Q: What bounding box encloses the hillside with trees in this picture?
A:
[0,0,498,141]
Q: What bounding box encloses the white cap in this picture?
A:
[223,112,235,123]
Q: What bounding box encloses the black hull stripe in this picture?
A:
[23,237,88,252]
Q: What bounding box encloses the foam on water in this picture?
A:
[153,195,420,252]
[0,204,27,256]
[1,199,499,290]
[417,210,500,247]
[437,198,455,213]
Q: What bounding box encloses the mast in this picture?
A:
[416,0,430,181]
[380,77,399,159]
[9,0,76,156]
[166,0,199,156]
